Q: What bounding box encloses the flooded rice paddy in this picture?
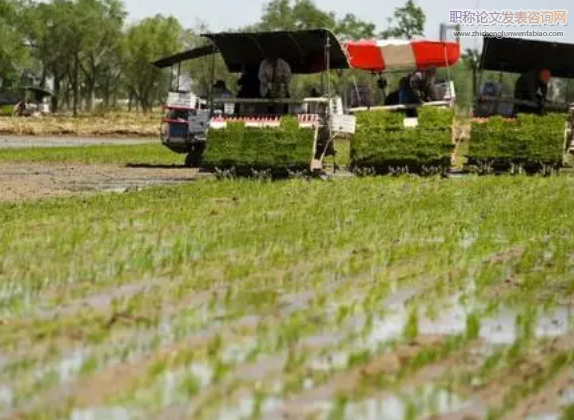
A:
[1,170,574,419]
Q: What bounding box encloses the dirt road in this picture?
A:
[0,162,209,202]
[0,135,156,149]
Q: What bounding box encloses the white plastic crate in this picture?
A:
[167,91,197,108]
[332,114,356,134]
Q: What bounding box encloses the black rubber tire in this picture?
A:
[185,143,205,168]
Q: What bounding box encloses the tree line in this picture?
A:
[0,0,483,114]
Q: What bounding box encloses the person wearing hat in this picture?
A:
[514,69,552,115]
[212,80,233,115]
[213,80,232,98]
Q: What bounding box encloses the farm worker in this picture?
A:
[212,80,233,115]
[258,57,292,114]
[213,80,232,98]
[399,67,439,104]
[513,69,551,115]
[236,68,260,114]
[399,67,439,117]
[237,69,260,99]
[258,57,292,99]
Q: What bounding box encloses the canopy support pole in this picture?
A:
[208,44,216,117]
[474,42,488,117]
[318,31,335,172]
[443,45,452,106]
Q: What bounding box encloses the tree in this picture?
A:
[23,0,75,112]
[381,0,425,39]
[252,0,379,98]
[122,15,185,113]
[257,0,336,31]
[336,14,376,40]
[0,0,28,87]
[77,0,127,111]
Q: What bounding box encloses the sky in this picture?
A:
[123,0,573,51]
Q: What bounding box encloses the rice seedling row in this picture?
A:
[3,175,574,419]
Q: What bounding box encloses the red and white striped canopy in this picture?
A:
[343,39,461,72]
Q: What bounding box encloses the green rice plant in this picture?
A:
[350,107,455,174]
[202,116,315,175]
[467,113,567,173]
[561,404,574,420]
[327,395,348,420]
[465,312,481,340]
[487,351,573,419]
[403,308,419,342]
[179,374,202,397]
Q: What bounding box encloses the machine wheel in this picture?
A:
[184,143,205,168]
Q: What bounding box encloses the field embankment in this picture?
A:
[0,112,160,137]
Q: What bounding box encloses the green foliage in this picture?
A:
[202,116,315,174]
[468,113,568,172]
[0,0,29,87]
[123,15,184,112]
[380,0,426,39]
[350,107,455,174]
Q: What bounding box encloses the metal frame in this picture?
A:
[474,36,574,117]
[344,42,458,113]
[199,28,341,120]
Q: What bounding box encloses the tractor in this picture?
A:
[468,36,574,174]
[152,28,356,175]
[152,29,460,176]
[342,38,461,175]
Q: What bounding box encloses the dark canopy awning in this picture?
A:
[151,45,218,68]
[200,28,350,73]
[479,37,574,78]
[21,86,53,97]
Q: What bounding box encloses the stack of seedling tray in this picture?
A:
[202,116,316,176]
[350,107,455,175]
[467,113,568,174]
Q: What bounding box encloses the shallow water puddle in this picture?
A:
[271,383,469,420]
[220,337,258,364]
[188,362,213,387]
[526,414,561,420]
[69,406,133,420]
[0,384,13,410]
[340,386,469,420]
[361,290,574,347]
[58,348,88,382]
[560,386,574,405]
[308,351,349,371]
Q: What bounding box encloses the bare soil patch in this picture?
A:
[0,162,207,202]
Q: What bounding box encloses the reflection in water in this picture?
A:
[188,362,213,387]
[526,414,560,420]
[58,348,88,381]
[344,385,468,420]
[364,287,574,348]
[69,406,131,420]
[0,385,13,409]
[560,385,574,406]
